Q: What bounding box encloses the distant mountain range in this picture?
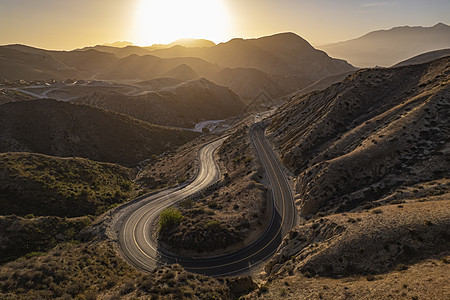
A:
[318,23,450,67]
[0,33,356,103]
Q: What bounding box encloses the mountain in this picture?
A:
[163,63,199,81]
[0,99,198,166]
[144,38,216,50]
[149,33,356,81]
[80,39,215,58]
[0,45,119,80]
[0,33,355,104]
[74,78,245,127]
[80,45,152,58]
[318,23,450,67]
[146,33,356,102]
[98,54,220,81]
[103,41,134,47]
[0,46,80,80]
[268,56,449,217]
[393,48,450,67]
[210,67,286,103]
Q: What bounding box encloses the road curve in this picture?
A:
[117,123,296,277]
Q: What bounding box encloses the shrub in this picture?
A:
[159,207,183,230]
[179,198,193,209]
[206,220,221,231]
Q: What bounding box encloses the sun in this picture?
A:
[134,0,231,45]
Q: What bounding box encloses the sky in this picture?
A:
[0,0,449,50]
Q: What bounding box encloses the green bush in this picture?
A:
[159,207,183,230]
[206,220,221,231]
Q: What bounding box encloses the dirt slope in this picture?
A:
[0,99,198,166]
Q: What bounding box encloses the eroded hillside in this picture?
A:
[269,57,449,217]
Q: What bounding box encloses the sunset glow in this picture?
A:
[134,0,231,45]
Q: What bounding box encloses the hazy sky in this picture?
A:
[0,0,449,49]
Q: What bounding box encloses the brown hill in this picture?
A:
[163,63,199,81]
[80,45,152,58]
[144,38,216,50]
[49,49,119,74]
[319,23,450,67]
[0,99,198,166]
[268,56,450,217]
[99,54,220,80]
[256,56,450,299]
[0,46,80,80]
[393,49,450,67]
[81,39,215,58]
[0,152,136,217]
[211,67,289,103]
[74,78,245,127]
[149,32,356,83]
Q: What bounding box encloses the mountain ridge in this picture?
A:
[318,23,450,67]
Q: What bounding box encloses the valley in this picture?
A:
[0,21,449,299]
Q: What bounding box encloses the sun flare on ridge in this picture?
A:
[134,0,231,46]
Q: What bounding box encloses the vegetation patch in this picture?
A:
[159,207,183,230]
[0,152,137,217]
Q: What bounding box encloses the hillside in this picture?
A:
[0,99,198,166]
[393,49,450,67]
[319,23,450,67]
[211,67,290,103]
[268,56,449,217]
[0,151,139,263]
[251,55,450,299]
[74,78,246,127]
[0,152,136,217]
[149,32,356,82]
[0,46,80,80]
[98,54,220,80]
[293,71,356,98]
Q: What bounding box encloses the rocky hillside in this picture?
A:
[74,78,245,128]
[269,56,449,218]
[0,99,198,166]
[267,200,450,278]
[250,55,450,300]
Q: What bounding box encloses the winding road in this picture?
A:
[117,123,296,276]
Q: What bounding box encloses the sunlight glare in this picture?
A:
[134,0,230,45]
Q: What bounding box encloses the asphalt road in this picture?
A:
[117,123,296,277]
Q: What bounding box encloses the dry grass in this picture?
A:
[250,255,449,299]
